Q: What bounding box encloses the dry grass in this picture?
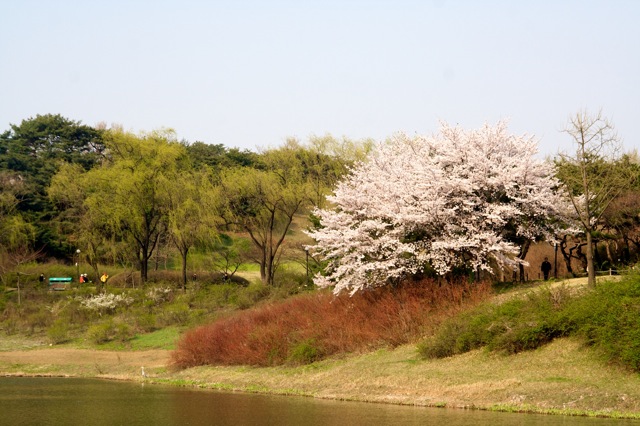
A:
[0,347,169,380]
[165,337,640,417]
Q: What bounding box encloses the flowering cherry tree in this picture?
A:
[307,122,567,295]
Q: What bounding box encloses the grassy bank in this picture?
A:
[2,337,640,419]
[167,337,640,418]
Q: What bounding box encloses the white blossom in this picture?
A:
[146,286,172,304]
[80,293,134,312]
[307,122,568,295]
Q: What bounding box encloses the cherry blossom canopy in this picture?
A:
[307,122,568,295]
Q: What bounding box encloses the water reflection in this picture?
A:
[0,377,635,426]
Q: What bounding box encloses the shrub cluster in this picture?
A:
[566,275,640,371]
[0,276,279,347]
[417,285,573,358]
[171,279,492,368]
[418,274,640,372]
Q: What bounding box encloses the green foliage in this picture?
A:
[268,267,313,300]
[185,142,259,170]
[418,285,573,358]
[207,234,251,276]
[555,110,636,287]
[419,275,640,372]
[1,258,287,353]
[47,318,71,344]
[235,282,270,309]
[220,163,311,286]
[86,320,115,344]
[0,114,105,256]
[128,327,179,350]
[166,169,222,289]
[287,338,324,365]
[3,113,366,302]
[562,275,640,370]
[114,321,134,343]
[2,317,18,335]
[158,303,191,327]
[86,319,133,344]
[26,309,51,334]
[134,312,158,333]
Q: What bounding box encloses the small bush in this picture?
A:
[272,268,311,297]
[26,310,51,334]
[287,339,323,365]
[191,285,235,309]
[417,317,469,359]
[70,286,96,298]
[235,283,270,309]
[159,303,191,326]
[135,313,158,332]
[57,298,93,325]
[114,321,133,343]
[2,318,17,335]
[47,319,71,344]
[146,286,173,305]
[86,318,134,344]
[87,321,115,344]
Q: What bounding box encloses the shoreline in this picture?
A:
[2,339,640,419]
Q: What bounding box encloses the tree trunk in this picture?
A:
[518,240,531,282]
[181,248,188,292]
[604,240,614,265]
[259,261,267,285]
[559,236,576,277]
[586,231,596,288]
[140,258,148,284]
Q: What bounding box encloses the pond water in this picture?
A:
[0,377,636,426]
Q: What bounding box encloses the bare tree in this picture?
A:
[556,110,635,287]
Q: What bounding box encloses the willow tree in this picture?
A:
[49,162,112,280]
[556,110,636,287]
[275,135,374,208]
[71,129,187,284]
[220,166,309,286]
[166,170,221,290]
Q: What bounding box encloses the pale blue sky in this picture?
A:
[1,0,638,156]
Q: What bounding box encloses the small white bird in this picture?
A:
[141,366,147,378]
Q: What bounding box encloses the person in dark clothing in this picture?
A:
[541,257,552,280]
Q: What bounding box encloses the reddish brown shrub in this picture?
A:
[171,279,492,368]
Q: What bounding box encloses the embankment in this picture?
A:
[1,338,640,419]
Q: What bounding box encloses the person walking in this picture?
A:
[541,257,552,280]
